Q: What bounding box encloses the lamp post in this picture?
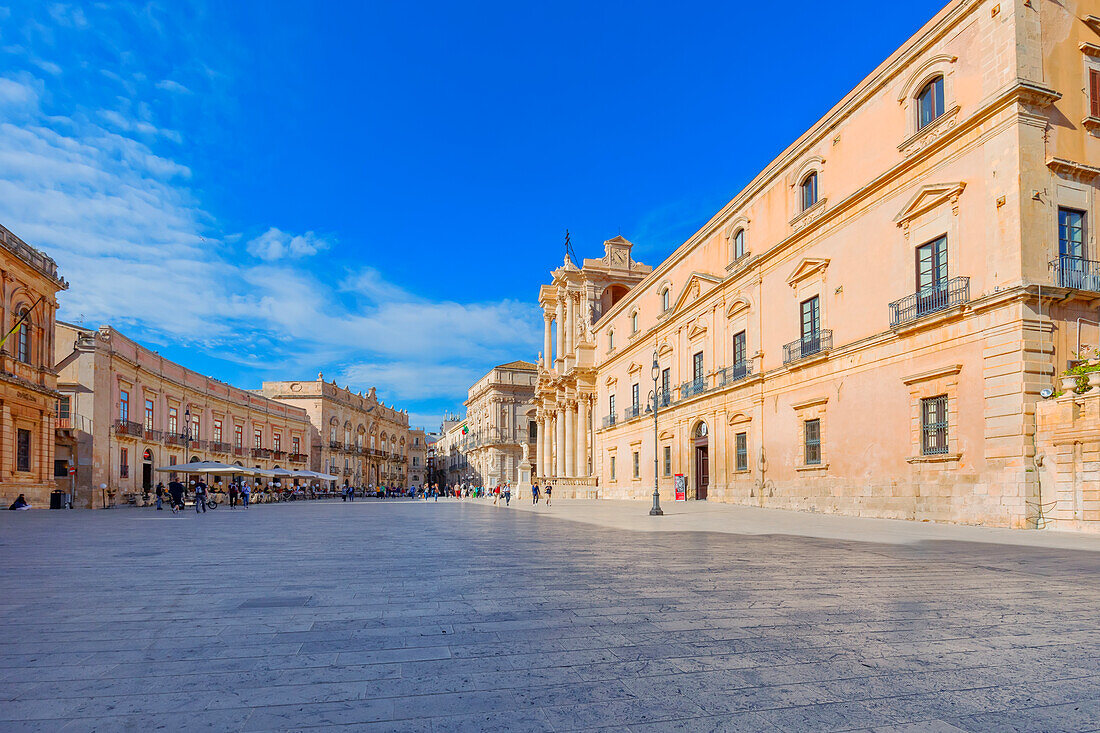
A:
[181,407,193,491]
[648,350,663,516]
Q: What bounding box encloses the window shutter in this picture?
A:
[1091,69,1100,119]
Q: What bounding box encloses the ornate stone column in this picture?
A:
[564,400,576,477]
[565,290,574,357]
[555,297,566,363]
[555,408,566,478]
[542,412,553,479]
[578,396,589,477]
[543,313,553,369]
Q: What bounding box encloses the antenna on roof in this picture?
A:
[565,229,578,266]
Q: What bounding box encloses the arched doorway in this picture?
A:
[142,449,154,490]
[692,421,709,500]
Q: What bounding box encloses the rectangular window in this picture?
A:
[610,455,616,480]
[916,236,948,290]
[168,407,178,435]
[120,447,129,478]
[54,459,69,478]
[733,229,745,259]
[16,428,31,472]
[804,419,821,466]
[693,351,704,382]
[921,395,949,456]
[609,394,615,419]
[254,429,263,449]
[292,436,300,454]
[144,399,154,431]
[632,451,640,479]
[736,432,748,471]
[191,415,199,438]
[213,419,223,443]
[273,434,281,451]
[1091,68,1100,119]
[234,425,243,449]
[413,457,419,466]
[662,446,671,476]
[57,396,71,420]
[631,384,639,412]
[661,368,670,398]
[1059,208,1086,259]
[16,318,29,364]
[800,296,820,339]
[609,331,614,350]
[732,331,746,369]
[119,390,129,422]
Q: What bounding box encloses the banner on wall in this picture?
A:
[674,474,686,501]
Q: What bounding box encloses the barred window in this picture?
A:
[632,451,640,478]
[662,446,671,476]
[120,447,129,478]
[804,419,821,466]
[610,455,616,480]
[735,432,748,471]
[16,428,31,472]
[921,395,949,455]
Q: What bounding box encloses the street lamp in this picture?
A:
[648,350,663,516]
[182,407,192,488]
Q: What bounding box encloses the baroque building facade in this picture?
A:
[533,238,651,495]
[463,360,537,487]
[538,0,1100,527]
[0,223,67,508]
[54,322,312,508]
[261,376,413,486]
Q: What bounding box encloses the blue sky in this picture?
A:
[0,1,945,429]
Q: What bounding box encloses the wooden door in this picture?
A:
[695,445,709,500]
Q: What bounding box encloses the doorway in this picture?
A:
[142,449,153,490]
[692,421,709,500]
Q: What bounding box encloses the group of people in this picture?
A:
[530,481,553,505]
[154,478,253,514]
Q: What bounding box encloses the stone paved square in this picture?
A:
[2,500,1099,732]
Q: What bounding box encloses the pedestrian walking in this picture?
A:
[168,479,184,514]
[503,483,511,506]
[342,481,350,502]
[532,482,540,504]
[494,484,500,505]
[241,481,251,509]
[229,482,239,509]
[545,483,552,506]
[194,479,208,513]
[155,482,165,511]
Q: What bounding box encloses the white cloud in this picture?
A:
[0,76,38,109]
[155,79,190,95]
[246,227,331,261]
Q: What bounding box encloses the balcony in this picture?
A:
[113,419,143,437]
[656,389,671,408]
[718,362,753,388]
[251,448,273,459]
[622,405,641,422]
[889,276,970,328]
[602,414,617,429]
[272,450,286,460]
[164,433,184,446]
[680,377,708,400]
[783,330,833,365]
[1052,255,1100,291]
[289,452,308,463]
[210,442,231,454]
[233,447,246,457]
[143,428,163,442]
[329,440,343,451]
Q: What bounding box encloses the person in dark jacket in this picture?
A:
[9,494,30,510]
[168,480,185,514]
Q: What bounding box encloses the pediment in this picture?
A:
[627,361,642,375]
[894,182,966,226]
[786,258,830,288]
[604,375,618,386]
[687,322,707,341]
[726,297,751,318]
[728,412,751,425]
[658,430,676,441]
[657,340,674,357]
[670,272,722,315]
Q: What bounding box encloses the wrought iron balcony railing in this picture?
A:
[602,414,617,429]
[656,389,671,408]
[889,276,970,327]
[210,442,232,453]
[113,420,143,437]
[783,330,833,364]
[680,377,708,400]
[622,405,641,421]
[289,452,308,463]
[718,362,753,388]
[1052,255,1100,291]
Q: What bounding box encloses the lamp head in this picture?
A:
[651,351,660,381]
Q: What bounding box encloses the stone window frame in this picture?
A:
[897,54,959,147]
[1079,43,1100,131]
[630,440,642,480]
[789,157,827,227]
[792,396,828,472]
[607,449,617,482]
[903,364,962,464]
[725,215,751,269]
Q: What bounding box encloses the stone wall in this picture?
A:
[1034,389,1100,532]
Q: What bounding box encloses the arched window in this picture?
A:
[732,229,746,260]
[16,308,30,364]
[916,76,945,130]
[660,288,670,312]
[630,311,639,334]
[608,329,615,350]
[800,173,818,212]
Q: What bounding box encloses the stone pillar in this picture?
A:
[578,396,589,477]
[555,299,565,363]
[565,291,574,357]
[564,401,576,477]
[543,314,553,369]
[555,408,566,478]
[543,413,553,479]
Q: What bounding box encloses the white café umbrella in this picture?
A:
[154,460,236,473]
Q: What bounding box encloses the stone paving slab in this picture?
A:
[0,499,1098,731]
